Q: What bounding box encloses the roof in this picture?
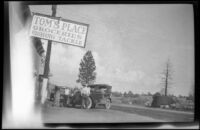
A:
[48,83,71,89]
[88,84,112,89]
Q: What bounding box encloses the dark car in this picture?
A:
[68,84,112,109]
[89,84,112,109]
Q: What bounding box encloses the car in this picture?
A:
[68,84,112,109]
[89,84,112,109]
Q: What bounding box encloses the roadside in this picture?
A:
[110,103,194,122]
[111,103,194,114]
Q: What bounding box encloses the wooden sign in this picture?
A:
[30,13,89,48]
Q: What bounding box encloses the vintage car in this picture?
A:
[67,84,112,109]
[89,84,112,109]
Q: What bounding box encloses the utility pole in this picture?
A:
[41,5,57,104]
[161,58,173,97]
[43,5,57,78]
[165,63,169,96]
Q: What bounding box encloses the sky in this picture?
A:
[30,4,194,96]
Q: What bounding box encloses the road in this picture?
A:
[42,106,163,123]
[41,103,194,123]
[110,103,194,122]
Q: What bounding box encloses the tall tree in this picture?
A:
[77,50,96,87]
[123,92,128,97]
[161,59,173,96]
[128,91,134,97]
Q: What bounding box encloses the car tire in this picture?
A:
[105,99,111,109]
[85,97,92,109]
[91,99,96,109]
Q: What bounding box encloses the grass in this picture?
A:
[111,96,194,112]
[112,96,152,106]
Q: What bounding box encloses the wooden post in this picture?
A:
[43,5,57,78]
[41,5,57,104]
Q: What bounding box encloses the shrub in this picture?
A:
[131,96,152,106]
[120,96,153,106]
[172,98,194,111]
[111,97,122,104]
[121,97,131,104]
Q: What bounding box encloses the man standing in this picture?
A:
[54,86,60,107]
[64,88,70,107]
[80,85,91,109]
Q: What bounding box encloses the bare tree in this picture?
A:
[161,59,173,96]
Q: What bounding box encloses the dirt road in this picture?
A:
[41,103,194,123]
[42,106,163,123]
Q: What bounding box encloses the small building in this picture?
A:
[151,93,175,107]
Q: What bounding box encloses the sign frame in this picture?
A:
[29,12,89,48]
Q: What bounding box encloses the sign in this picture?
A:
[30,13,89,48]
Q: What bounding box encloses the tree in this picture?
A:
[147,92,152,96]
[187,94,194,101]
[112,91,122,97]
[133,93,140,98]
[161,59,173,96]
[127,91,134,97]
[119,92,123,97]
[123,92,128,97]
[76,50,96,87]
[153,92,161,100]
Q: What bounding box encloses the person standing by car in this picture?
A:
[64,88,70,107]
[81,85,91,109]
[54,86,60,107]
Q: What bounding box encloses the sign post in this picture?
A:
[43,5,57,78]
[41,5,56,104]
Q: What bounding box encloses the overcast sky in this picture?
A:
[30,4,194,96]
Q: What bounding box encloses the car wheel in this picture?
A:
[85,97,92,109]
[91,101,96,109]
[105,99,111,109]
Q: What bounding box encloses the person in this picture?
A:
[80,85,91,109]
[65,88,70,95]
[54,86,60,107]
[50,91,54,101]
[64,88,70,107]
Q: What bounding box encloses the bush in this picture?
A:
[120,96,153,106]
[112,92,123,97]
[172,98,194,111]
[111,97,122,104]
[121,97,131,104]
[131,96,152,106]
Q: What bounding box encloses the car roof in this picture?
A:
[55,86,71,89]
[88,84,112,89]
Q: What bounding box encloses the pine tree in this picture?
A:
[128,91,134,97]
[77,50,96,87]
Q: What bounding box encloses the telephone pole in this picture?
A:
[40,5,57,104]
[43,5,57,78]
